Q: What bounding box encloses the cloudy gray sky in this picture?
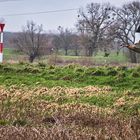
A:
[0,0,136,32]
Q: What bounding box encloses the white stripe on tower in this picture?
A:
[0,32,3,43]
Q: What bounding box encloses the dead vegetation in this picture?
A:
[0,86,140,140]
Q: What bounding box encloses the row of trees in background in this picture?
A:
[11,1,140,63]
[77,1,140,63]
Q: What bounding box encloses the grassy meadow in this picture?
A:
[0,63,140,139]
[3,47,128,65]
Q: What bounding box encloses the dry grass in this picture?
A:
[0,86,140,140]
[0,117,140,140]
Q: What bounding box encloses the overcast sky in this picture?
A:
[0,0,136,32]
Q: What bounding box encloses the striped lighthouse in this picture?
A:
[0,23,5,63]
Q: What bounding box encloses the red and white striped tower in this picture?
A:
[0,23,5,63]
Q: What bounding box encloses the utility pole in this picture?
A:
[0,23,5,63]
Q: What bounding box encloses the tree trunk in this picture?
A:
[75,46,79,56]
[129,50,137,63]
[65,48,68,56]
[88,47,93,56]
[29,54,36,63]
[85,46,89,56]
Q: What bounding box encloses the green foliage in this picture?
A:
[106,67,118,76]
[0,120,10,126]
[37,62,46,67]
[74,67,85,73]
[131,71,140,77]
[21,67,41,73]
[117,104,140,116]
[13,119,28,126]
[80,94,116,107]
[0,63,140,90]
[40,95,54,101]
[55,97,75,105]
[125,91,140,97]
[91,68,106,76]
[49,65,55,69]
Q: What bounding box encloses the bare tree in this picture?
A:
[13,21,46,63]
[77,2,115,56]
[52,34,62,54]
[78,34,92,56]
[57,26,73,56]
[70,34,81,56]
[112,1,140,63]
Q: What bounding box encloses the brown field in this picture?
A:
[0,86,140,140]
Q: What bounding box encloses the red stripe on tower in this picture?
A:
[0,23,5,63]
[0,43,3,53]
[0,24,5,32]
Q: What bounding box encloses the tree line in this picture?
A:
[11,1,140,63]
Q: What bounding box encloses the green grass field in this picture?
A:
[0,63,139,139]
[0,63,140,115]
[0,63,139,90]
[3,48,128,64]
